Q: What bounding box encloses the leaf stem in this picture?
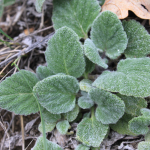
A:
[83,72,88,79]
[91,106,95,119]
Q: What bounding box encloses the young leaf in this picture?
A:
[36,65,54,80]
[91,11,128,59]
[110,113,137,136]
[75,144,90,150]
[35,0,45,12]
[85,57,95,74]
[56,120,70,135]
[79,79,93,92]
[138,141,150,150]
[129,116,150,135]
[31,136,63,150]
[45,27,85,78]
[141,108,150,117]
[89,88,125,124]
[78,94,94,109]
[84,39,108,69]
[38,121,56,133]
[52,0,100,38]
[76,116,109,147]
[33,74,79,114]
[117,94,147,116]
[93,58,150,97]
[63,104,79,122]
[0,70,39,115]
[123,20,150,58]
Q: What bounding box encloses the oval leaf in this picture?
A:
[0,70,39,115]
[33,74,79,114]
[80,79,93,92]
[141,108,150,117]
[45,27,85,78]
[52,0,100,38]
[89,88,125,124]
[91,11,128,59]
[138,141,150,150]
[76,117,109,147]
[35,0,45,12]
[75,144,90,150]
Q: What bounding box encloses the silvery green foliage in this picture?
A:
[0,70,39,115]
[45,27,85,78]
[63,105,79,122]
[89,88,125,124]
[78,93,94,109]
[145,130,150,142]
[141,108,150,116]
[41,107,61,123]
[129,116,150,135]
[35,0,45,12]
[36,65,54,80]
[76,116,109,147]
[138,142,150,150]
[91,11,128,59]
[110,114,136,136]
[52,0,100,38]
[75,144,90,150]
[85,57,95,74]
[38,121,56,133]
[117,94,147,116]
[33,74,79,114]
[79,79,93,92]
[123,20,150,58]
[93,58,150,97]
[56,120,70,135]
[84,39,108,69]
[31,136,63,150]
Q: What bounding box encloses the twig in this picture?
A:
[20,115,25,150]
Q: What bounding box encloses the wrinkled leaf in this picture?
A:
[85,57,95,74]
[35,0,45,12]
[117,94,147,116]
[80,79,93,92]
[89,88,125,124]
[76,117,109,147]
[56,120,70,135]
[63,104,79,122]
[141,108,150,117]
[75,144,90,150]
[52,0,100,38]
[33,74,79,114]
[36,65,54,80]
[84,39,108,69]
[0,70,39,115]
[91,11,128,59]
[93,58,150,97]
[123,20,150,58]
[31,136,63,150]
[45,27,85,78]
[138,141,150,150]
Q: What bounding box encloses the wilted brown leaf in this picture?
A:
[102,0,150,19]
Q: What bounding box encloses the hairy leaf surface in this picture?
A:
[45,27,85,78]
[123,20,150,58]
[141,108,150,117]
[33,74,79,114]
[35,0,45,12]
[56,120,70,135]
[138,141,150,150]
[0,70,39,115]
[91,11,128,59]
[84,39,108,68]
[89,88,125,124]
[80,79,93,92]
[52,0,100,38]
[75,144,90,150]
[76,117,109,147]
[93,58,150,97]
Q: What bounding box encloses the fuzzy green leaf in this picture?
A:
[75,144,90,150]
[93,58,150,97]
[56,120,70,135]
[52,0,100,38]
[117,94,147,116]
[85,57,95,74]
[141,108,150,117]
[110,113,137,136]
[78,94,94,109]
[0,70,39,115]
[80,79,93,92]
[35,0,45,12]
[38,121,56,133]
[84,39,108,69]
[31,136,63,150]
[76,117,109,147]
[63,104,79,122]
[33,74,79,114]
[123,20,150,58]
[36,65,54,80]
[129,116,150,135]
[45,27,85,78]
[138,142,150,150]
[91,11,128,59]
[145,130,150,142]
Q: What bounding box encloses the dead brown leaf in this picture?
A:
[102,0,150,19]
